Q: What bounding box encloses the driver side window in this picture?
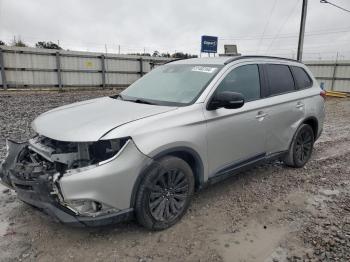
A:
[216,64,261,102]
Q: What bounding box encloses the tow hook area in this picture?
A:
[0,140,68,218]
[0,140,28,188]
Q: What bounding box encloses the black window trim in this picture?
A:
[259,64,269,98]
[289,65,313,90]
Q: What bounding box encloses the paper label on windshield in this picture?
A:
[191,66,217,73]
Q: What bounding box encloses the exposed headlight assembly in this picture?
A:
[26,135,131,175]
[63,137,131,175]
[92,137,131,166]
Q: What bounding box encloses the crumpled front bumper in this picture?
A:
[0,139,149,227]
[4,172,133,227]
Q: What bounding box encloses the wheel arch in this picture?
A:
[129,146,205,208]
[302,116,318,139]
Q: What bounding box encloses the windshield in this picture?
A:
[120,64,222,106]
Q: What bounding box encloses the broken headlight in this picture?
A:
[88,137,130,165]
[28,136,131,174]
[66,137,131,172]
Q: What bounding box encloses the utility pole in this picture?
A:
[297,0,308,61]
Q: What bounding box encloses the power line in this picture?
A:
[320,0,350,13]
[266,0,301,52]
[219,26,350,42]
[257,0,278,53]
[219,25,350,40]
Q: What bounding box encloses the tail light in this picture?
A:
[320,90,326,99]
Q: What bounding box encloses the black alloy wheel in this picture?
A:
[135,156,194,230]
[295,128,313,164]
[284,124,314,168]
[148,169,189,222]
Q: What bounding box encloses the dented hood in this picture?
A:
[32,97,177,142]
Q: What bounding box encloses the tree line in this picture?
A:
[0,39,197,58]
[0,39,61,49]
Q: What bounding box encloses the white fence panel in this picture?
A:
[0,46,170,89]
[61,72,101,86]
[105,59,140,72]
[106,73,139,86]
[6,71,58,86]
[4,52,57,69]
[60,56,101,71]
[305,60,350,92]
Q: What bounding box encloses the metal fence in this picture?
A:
[305,60,350,92]
[1,47,349,93]
[0,46,170,89]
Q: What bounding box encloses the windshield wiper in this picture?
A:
[113,94,155,105]
[133,99,155,105]
[110,94,124,100]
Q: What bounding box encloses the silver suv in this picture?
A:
[0,56,325,230]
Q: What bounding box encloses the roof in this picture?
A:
[169,55,300,66]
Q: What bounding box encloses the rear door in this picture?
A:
[262,63,306,154]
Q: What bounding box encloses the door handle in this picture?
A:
[296,102,304,108]
[256,111,267,119]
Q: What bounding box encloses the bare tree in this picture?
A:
[12,39,27,47]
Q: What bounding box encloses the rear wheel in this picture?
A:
[284,124,314,168]
[135,156,194,230]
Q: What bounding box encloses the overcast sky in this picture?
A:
[1,0,350,60]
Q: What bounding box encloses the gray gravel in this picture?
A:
[0,91,349,262]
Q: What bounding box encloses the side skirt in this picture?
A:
[206,151,287,186]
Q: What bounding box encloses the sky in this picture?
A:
[0,0,350,60]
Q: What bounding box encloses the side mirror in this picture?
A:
[207,91,245,110]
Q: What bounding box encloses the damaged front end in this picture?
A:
[0,136,134,226]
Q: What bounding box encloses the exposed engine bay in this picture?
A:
[0,135,130,221]
[28,135,129,171]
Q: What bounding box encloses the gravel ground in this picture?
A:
[0,91,349,262]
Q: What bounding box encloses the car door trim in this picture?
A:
[203,92,317,124]
[207,151,287,185]
[209,152,266,179]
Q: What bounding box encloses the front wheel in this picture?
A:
[283,124,314,168]
[135,156,194,230]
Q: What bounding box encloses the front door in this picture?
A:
[203,64,267,177]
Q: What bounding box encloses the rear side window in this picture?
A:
[290,66,312,89]
[265,64,295,96]
[216,64,260,101]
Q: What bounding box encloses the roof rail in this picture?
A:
[164,58,189,64]
[149,58,187,67]
[224,55,299,65]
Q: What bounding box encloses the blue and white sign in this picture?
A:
[201,35,218,53]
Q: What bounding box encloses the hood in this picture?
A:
[32,97,177,142]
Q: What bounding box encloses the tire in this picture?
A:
[283,124,314,168]
[135,156,195,230]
